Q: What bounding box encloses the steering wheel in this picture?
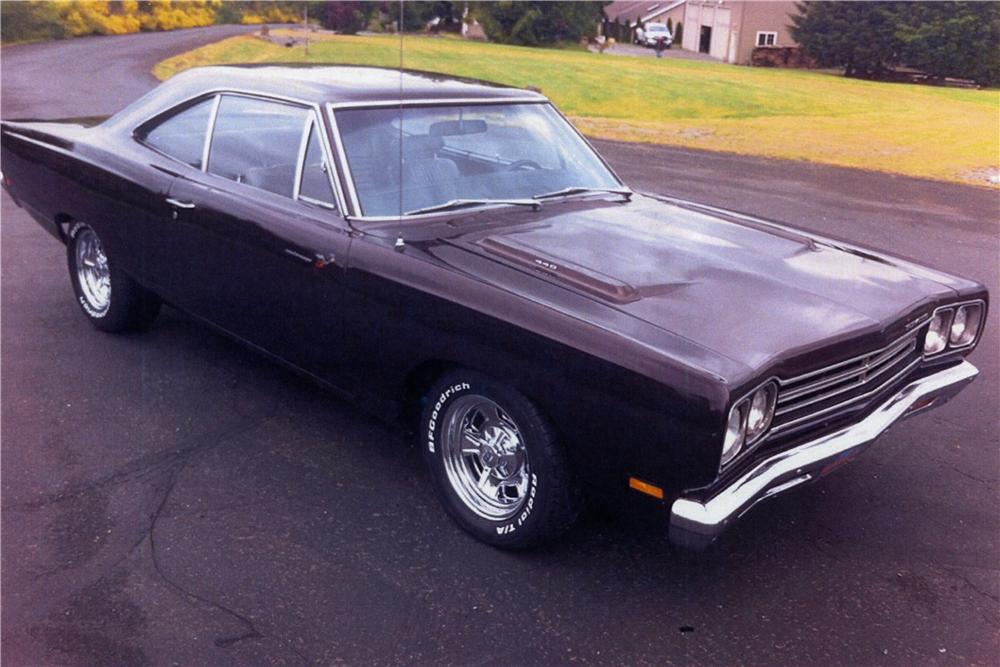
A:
[506,159,543,172]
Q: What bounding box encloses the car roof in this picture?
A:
[107,65,548,131]
[176,64,542,105]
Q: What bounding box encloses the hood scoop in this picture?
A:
[478,237,640,304]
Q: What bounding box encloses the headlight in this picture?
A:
[949,303,983,347]
[721,382,777,469]
[746,383,777,440]
[721,403,746,467]
[924,308,952,355]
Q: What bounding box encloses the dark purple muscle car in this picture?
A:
[1,66,987,550]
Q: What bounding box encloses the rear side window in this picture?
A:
[208,95,309,198]
[143,97,214,169]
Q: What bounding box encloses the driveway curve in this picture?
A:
[1,24,256,118]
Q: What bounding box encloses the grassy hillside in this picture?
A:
[154,31,1000,186]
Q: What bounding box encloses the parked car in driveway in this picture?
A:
[0,65,987,550]
[639,22,673,48]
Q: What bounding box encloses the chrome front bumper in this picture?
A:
[669,360,979,550]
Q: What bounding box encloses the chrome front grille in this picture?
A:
[771,327,924,435]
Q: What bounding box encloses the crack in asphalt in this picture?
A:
[924,455,998,487]
[143,428,263,649]
[940,567,1000,628]
[28,411,316,662]
[4,441,204,513]
[139,421,312,662]
[943,567,1000,606]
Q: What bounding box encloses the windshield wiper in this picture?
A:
[404,198,541,216]
[533,186,633,202]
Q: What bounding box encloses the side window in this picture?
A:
[298,122,337,208]
[208,95,309,198]
[143,97,214,169]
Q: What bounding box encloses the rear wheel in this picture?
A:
[67,222,160,332]
[421,371,581,549]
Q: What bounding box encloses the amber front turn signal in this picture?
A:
[629,477,664,499]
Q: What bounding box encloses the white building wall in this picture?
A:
[682,2,737,63]
[682,2,700,51]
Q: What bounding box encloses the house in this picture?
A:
[601,1,687,44]
[681,1,799,64]
[601,1,800,65]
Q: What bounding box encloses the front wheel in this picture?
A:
[421,371,581,549]
[67,222,160,332]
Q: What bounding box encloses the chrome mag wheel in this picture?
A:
[442,395,531,521]
[75,227,111,315]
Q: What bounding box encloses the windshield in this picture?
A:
[647,24,668,33]
[334,103,621,217]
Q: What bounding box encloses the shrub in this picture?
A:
[472,1,604,46]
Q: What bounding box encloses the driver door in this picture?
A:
[147,94,353,387]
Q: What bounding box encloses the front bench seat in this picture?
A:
[242,163,297,197]
[394,135,460,208]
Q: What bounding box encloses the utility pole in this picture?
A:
[304,3,310,56]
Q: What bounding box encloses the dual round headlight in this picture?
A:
[721,382,777,468]
[924,302,983,355]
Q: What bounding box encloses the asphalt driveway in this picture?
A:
[2,26,998,666]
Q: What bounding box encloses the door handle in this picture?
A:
[284,249,336,268]
[165,198,196,209]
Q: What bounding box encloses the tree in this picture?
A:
[317,1,372,34]
[673,21,682,45]
[790,1,904,78]
[1,1,69,42]
[895,2,1000,87]
[471,1,607,46]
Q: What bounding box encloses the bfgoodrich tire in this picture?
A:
[67,222,161,333]
[421,370,581,549]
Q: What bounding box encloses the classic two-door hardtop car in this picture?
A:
[1,66,988,550]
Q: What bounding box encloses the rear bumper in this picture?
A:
[668,360,979,550]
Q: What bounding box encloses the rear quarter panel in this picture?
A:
[1,121,177,284]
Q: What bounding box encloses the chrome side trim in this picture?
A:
[200,94,221,173]
[292,115,313,201]
[324,106,361,215]
[669,360,979,550]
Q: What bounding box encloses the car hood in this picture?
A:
[442,195,968,376]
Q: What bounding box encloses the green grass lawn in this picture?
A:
[154,31,1000,186]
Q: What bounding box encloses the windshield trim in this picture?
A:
[327,99,627,222]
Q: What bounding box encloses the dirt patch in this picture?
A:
[961,168,1000,186]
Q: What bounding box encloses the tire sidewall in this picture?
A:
[422,372,554,548]
[67,222,112,321]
